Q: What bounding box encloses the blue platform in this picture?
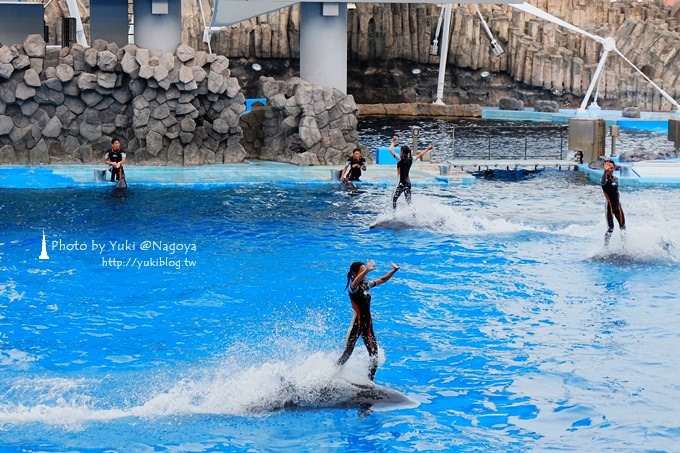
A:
[578,156,680,186]
[482,107,678,133]
[376,146,399,165]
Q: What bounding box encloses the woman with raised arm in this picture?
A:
[337,260,399,381]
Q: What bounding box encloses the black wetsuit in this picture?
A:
[601,171,625,244]
[392,156,413,208]
[105,149,126,182]
[337,278,379,380]
[345,157,366,181]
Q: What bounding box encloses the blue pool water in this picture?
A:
[2,167,680,452]
[2,116,680,452]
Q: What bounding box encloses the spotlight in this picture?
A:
[251,63,262,71]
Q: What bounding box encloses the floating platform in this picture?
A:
[579,157,680,186]
[447,159,578,172]
[483,107,678,133]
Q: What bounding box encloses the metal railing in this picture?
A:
[451,124,569,160]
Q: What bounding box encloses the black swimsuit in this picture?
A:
[392,157,413,208]
[601,173,625,232]
[346,157,366,181]
[337,278,379,380]
[106,150,125,182]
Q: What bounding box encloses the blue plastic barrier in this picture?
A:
[244,98,267,112]
[376,146,399,165]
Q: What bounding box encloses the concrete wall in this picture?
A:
[134,0,182,54]
[91,0,129,46]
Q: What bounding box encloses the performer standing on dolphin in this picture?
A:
[601,159,625,246]
[337,260,399,381]
[388,136,434,210]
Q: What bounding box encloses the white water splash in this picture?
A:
[0,346,399,427]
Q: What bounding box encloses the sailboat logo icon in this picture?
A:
[39,229,49,260]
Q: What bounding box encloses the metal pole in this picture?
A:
[579,49,609,113]
[488,128,491,159]
[411,126,420,157]
[65,0,88,47]
[198,0,213,54]
[475,6,504,56]
[434,4,452,105]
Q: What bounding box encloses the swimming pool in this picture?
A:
[2,157,680,452]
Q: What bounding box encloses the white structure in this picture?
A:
[509,2,680,114]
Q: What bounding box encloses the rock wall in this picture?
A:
[240,76,360,165]
[211,0,680,110]
[0,35,364,166]
[34,0,680,110]
[0,35,246,165]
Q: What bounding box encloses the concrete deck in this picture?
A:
[0,161,475,189]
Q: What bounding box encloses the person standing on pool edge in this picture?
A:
[388,136,434,209]
[601,158,625,246]
[337,260,399,381]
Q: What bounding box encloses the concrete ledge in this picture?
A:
[0,161,472,189]
[358,103,482,119]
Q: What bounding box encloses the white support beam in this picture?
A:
[510,1,679,113]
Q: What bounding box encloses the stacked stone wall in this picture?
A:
[34,0,680,110]
[240,77,361,165]
[0,35,364,166]
[0,35,246,165]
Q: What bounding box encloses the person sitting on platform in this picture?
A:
[105,137,126,182]
[341,148,367,182]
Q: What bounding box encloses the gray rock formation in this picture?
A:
[534,100,560,113]
[499,97,525,111]
[622,106,641,118]
[0,35,246,165]
[0,34,370,166]
[210,1,680,111]
[36,0,680,111]
[619,148,677,162]
[241,77,361,165]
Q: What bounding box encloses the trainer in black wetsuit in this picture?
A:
[104,137,126,182]
[388,137,434,209]
[601,159,625,246]
[342,148,367,181]
[393,151,414,209]
[337,260,399,381]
